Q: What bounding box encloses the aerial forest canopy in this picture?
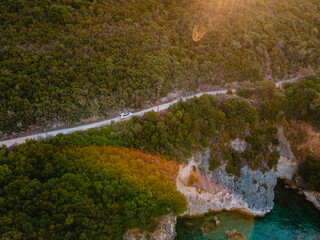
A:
[1,0,320,134]
[0,93,282,238]
[0,144,187,239]
[1,77,320,238]
[49,93,281,175]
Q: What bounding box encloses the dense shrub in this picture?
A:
[236,87,255,99]
[0,143,187,239]
[298,156,320,192]
[0,93,288,238]
[48,95,280,170]
[1,0,320,134]
[284,77,320,125]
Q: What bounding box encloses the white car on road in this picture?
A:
[120,112,133,120]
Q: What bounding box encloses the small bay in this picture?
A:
[176,181,320,239]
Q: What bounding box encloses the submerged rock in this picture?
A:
[201,217,222,234]
[124,213,177,240]
[226,229,246,240]
[214,217,221,227]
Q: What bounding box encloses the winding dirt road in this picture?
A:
[0,77,302,147]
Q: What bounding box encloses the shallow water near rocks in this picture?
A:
[175,182,320,240]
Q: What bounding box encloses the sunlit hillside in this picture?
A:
[0,143,187,239]
[1,0,319,134]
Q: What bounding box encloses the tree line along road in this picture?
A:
[0,77,302,147]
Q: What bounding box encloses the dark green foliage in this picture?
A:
[254,81,278,103]
[298,156,320,192]
[121,95,226,160]
[268,150,280,168]
[0,142,186,239]
[1,0,320,134]
[209,157,220,171]
[225,150,241,176]
[249,76,320,126]
[284,76,320,125]
[48,95,226,161]
[236,87,255,99]
[227,89,233,95]
[237,81,285,123]
[0,94,287,238]
[242,122,280,170]
[48,5,73,24]
[258,99,284,123]
[220,98,257,127]
[47,94,280,170]
[262,183,268,190]
[220,98,258,141]
[49,124,125,147]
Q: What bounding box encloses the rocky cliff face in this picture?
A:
[176,150,277,217]
[277,125,320,212]
[276,126,298,180]
[177,125,314,218]
[177,163,258,216]
[211,165,276,215]
[125,124,320,239]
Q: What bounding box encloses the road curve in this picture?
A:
[0,77,303,147]
[275,77,301,87]
[0,90,229,147]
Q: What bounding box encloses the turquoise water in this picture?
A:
[176,182,320,240]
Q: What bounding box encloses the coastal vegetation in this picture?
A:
[1,77,320,238]
[48,94,281,175]
[299,156,320,192]
[47,76,320,178]
[236,76,320,126]
[283,76,320,125]
[284,77,320,191]
[1,0,320,238]
[237,76,320,189]
[0,143,187,239]
[1,0,320,134]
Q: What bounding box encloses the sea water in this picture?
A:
[176,182,320,240]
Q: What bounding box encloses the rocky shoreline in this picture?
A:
[282,177,320,211]
[276,125,320,211]
[176,159,276,218]
[124,125,320,239]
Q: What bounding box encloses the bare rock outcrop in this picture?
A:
[276,126,297,180]
[177,165,258,216]
[278,125,320,212]
[176,156,276,217]
[229,138,247,153]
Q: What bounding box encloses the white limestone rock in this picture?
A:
[303,190,320,211]
[276,156,297,180]
[176,160,275,217]
[276,126,298,180]
[229,138,247,153]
